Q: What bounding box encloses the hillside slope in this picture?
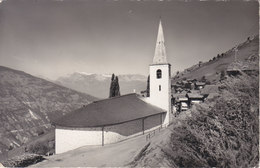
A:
[0,66,97,157]
[56,73,147,98]
[173,35,258,83]
[132,65,259,167]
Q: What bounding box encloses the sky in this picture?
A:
[0,0,258,80]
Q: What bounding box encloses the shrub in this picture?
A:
[28,142,49,155]
[167,73,259,167]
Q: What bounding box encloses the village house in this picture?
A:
[53,20,173,154]
[186,92,205,106]
[227,57,258,76]
[195,82,206,90]
[172,93,189,112]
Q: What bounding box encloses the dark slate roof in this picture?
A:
[53,93,166,128]
[173,93,187,99]
[187,93,204,99]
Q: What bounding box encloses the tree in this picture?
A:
[111,73,115,81]
[109,74,120,98]
[146,75,150,97]
[109,74,115,98]
[201,76,206,82]
[220,70,226,81]
[199,61,202,67]
[114,76,120,97]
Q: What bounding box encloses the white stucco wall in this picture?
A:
[55,127,102,154]
[149,64,172,125]
[104,119,143,144]
[55,114,164,154]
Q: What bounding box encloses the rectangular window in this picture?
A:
[159,85,161,91]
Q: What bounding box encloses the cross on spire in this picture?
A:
[153,19,167,64]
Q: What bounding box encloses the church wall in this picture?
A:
[55,113,165,154]
[104,119,143,144]
[144,113,165,133]
[55,127,102,154]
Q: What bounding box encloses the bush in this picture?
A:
[220,70,226,81]
[167,73,259,167]
[28,142,49,155]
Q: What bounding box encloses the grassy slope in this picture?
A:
[173,35,258,83]
[132,69,259,167]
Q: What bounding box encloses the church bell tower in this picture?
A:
[149,20,171,126]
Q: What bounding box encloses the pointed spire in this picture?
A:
[153,19,167,64]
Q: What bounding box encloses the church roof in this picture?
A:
[53,93,166,128]
[153,20,168,64]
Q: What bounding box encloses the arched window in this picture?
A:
[156,69,162,79]
[159,85,161,91]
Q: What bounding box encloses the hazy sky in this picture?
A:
[0,0,258,80]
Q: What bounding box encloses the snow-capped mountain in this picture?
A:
[56,72,147,98]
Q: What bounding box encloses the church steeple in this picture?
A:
[148,19,172,126]
[153,20,167,64]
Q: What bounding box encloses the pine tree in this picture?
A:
[109,74,120,98]
[114,76,120,97]
[146,75,150,97]
[109,74,115,98]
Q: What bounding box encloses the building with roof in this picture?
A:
[186,93,205,106]
[54,20,172,154]
[54,94,166,154]
[195,82,206,90]
[172,93,188,112]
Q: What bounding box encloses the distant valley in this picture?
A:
[55,73,147,99]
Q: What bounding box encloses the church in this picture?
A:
[53,20,172,154]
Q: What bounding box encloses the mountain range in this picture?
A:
[55,73,147,98]
[0,66,97,157]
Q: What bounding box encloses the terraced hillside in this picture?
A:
[0,66,97,158]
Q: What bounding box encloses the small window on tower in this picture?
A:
[159,85,161,91]
[157,69,162,79]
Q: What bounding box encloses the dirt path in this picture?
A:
[30,132,153,167]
